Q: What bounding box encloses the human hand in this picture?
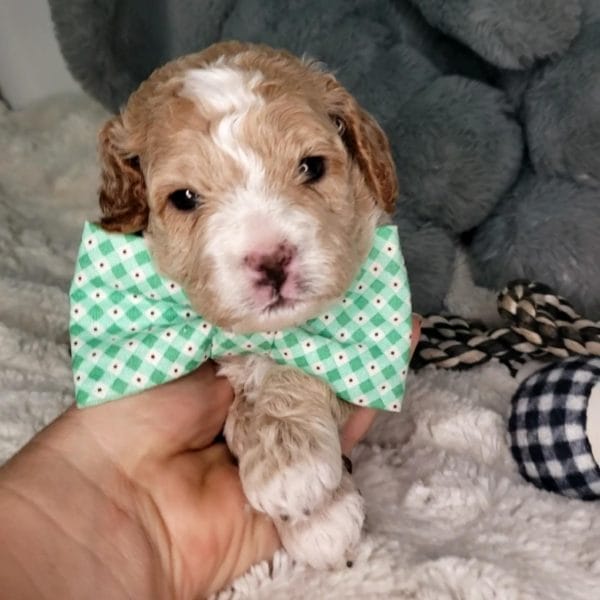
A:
[0,315,421,599]
[0,361,278,599]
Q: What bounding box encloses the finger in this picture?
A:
[149,363,234,452]
[64,362,234,468]
[340,407,377,454]
[133,362,233,453]
[410,314,422,356]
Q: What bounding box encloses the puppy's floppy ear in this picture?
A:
[325,80,398,213]
[98,116,148,233]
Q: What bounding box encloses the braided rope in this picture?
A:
[412,280,600,372]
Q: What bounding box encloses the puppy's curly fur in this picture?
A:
[97,41,398,568]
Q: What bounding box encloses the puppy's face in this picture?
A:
[98,42,398,332]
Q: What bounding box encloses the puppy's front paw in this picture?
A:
[239,420,342,521]
[277,472,365,569]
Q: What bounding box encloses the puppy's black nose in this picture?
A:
[244,242,296,292]
[259,259,287,292]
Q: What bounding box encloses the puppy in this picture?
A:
[97,41,398,569]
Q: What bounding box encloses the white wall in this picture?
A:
[0,0,80,108]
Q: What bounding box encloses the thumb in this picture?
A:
[68,362,234,467]
[151,363,235,453]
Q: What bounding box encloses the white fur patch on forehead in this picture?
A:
[181,63,263,114]
[181,63,266,187]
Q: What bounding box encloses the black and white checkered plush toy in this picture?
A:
[413,280,600,500]
[509,357,600,500]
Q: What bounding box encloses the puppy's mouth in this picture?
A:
[259,280,307,314]
[265,295,295,311]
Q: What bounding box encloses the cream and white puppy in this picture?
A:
[97,41,398,569]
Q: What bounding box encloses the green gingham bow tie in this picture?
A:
[69,222,412,411]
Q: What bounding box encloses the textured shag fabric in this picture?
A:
[2,93,600,600]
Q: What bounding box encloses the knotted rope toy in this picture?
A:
[412,280,600,374]
[412,280,600,500]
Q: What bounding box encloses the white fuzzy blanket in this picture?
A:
[2,95,600,600]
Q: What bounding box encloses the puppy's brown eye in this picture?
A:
[333,117,346,135]
[299,156,326,184]
[168,189,200,211]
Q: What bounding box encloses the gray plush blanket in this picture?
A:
[2,94,600,600]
